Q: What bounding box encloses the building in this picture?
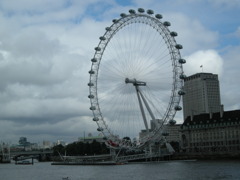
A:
[139,120,181,143]
[78,134,105,143]
[42,141,53,149]
[56,140,66,146]
[183,73,223,121]
[19,137,29,146]
[18,137,34,151]
[180,110,240,154]
[165,124,181,143]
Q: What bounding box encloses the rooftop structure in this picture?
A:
[78,136,105,143]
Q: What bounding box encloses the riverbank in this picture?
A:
[51,160,125,165]
[171,152,240,160]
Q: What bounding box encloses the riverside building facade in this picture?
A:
[180,72,240,157]
[180,110,240,154]
[165,124,181,143]
[183,73,223,121]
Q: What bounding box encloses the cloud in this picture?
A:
[235,27,240,38]
[220,46,240,110]
[210,0,240,8]
[0,1,97,143]
[184,50,224,76]
[164,13,219,55]
[0,0,239,144]
[0,97,87,120]
[0,116,96,143]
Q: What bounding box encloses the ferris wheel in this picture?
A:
[88,8,186,149]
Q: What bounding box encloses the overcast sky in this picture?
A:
[0,0,240,145]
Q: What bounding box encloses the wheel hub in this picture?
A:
[125,78,146,86]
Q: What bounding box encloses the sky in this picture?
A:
[0,0,240,145]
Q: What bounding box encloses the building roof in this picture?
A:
[183,110,240,126]
[184,72,218,82]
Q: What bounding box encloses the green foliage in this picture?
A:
[123,137,131,141]
[52,144,65,156]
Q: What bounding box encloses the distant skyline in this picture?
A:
[0,0,240,144]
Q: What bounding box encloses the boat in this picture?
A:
[15,160,33,165]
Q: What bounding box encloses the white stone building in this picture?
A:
[180,110,240,154]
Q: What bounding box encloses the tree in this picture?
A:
[52,144,65,156]
[53,140,110,156]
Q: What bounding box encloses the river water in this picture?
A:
[1,160,240,180]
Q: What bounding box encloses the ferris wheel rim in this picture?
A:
[88,8,185,149]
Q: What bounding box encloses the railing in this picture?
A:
[115,152,171,162]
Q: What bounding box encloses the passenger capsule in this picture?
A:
[179,74,187,79]
[155,14,163,19]
[95,47,101,51]
[88,82,94,86]
[162,132,169,136]
[175,105,182,111]
[88,70,95,74]
[105,27,111,31]
[129,9,136,14]
[112,19,117,23]
[178,90,186,95]
[178,58,186,64]
[147,9,154,15]
[170,31,178,37]
[175,44,183,49]
[97,127,103,131]
[88,94,94,99]
[138,8,145,13]
[91,58,97,62]
[120,13,127,18]
[93,117,99,121]
[163,21,171,26]
[99,36,106,41]
[90,106,96,110]
[169,119,176,125]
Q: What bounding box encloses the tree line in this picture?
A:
[52,139,180,157]
[52,140,109,156]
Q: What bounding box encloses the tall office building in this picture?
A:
[183,73,223,120]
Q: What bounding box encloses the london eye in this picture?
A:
[88,8,186,149]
